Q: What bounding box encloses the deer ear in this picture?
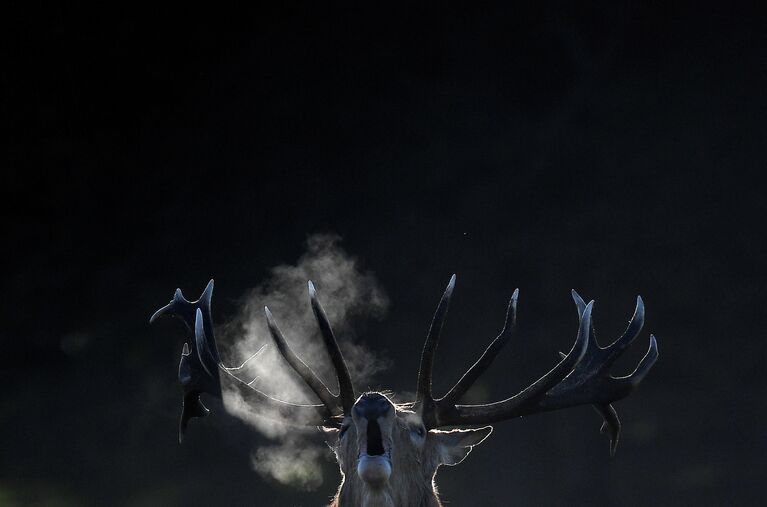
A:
[431,426,493,466]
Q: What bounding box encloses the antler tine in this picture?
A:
[571,290,596,342]
[593,403,621,456]
[613,334,659,389]
[416,274,456,409]
[308,281,356,414]
[571,289,588,317]
[604,296,645,361]
[194,307,219,378]
[264,306,342,415]
[440,288,519,406]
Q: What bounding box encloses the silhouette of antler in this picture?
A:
[413,276,658,455]
[152,276,657,453]
[263,281,357,415]
[150,280,354,440]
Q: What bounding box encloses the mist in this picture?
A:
[217,233,390,488]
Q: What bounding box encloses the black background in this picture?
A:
[3,2,765,506]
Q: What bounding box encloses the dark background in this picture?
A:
[2,2,765,506]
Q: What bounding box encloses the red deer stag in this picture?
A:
[150,275,658,506]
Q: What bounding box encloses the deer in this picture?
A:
[150,275,658,507]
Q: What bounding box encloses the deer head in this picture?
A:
[324,392,493,507]
[150,275,658,506]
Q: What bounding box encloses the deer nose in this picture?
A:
[353,393,393,420]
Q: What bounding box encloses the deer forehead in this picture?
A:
[351,392,395,420]
[342,402,424,431]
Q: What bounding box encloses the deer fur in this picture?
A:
[324,395,491,507]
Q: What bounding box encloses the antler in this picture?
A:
[263,281,357,416]
[150,280,353,440]
[413,276,658,455]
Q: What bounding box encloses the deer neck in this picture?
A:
[333,473,442,507]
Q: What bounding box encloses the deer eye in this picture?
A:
[411,425,425,438]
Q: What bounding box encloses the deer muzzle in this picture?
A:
[353,393,394,486]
